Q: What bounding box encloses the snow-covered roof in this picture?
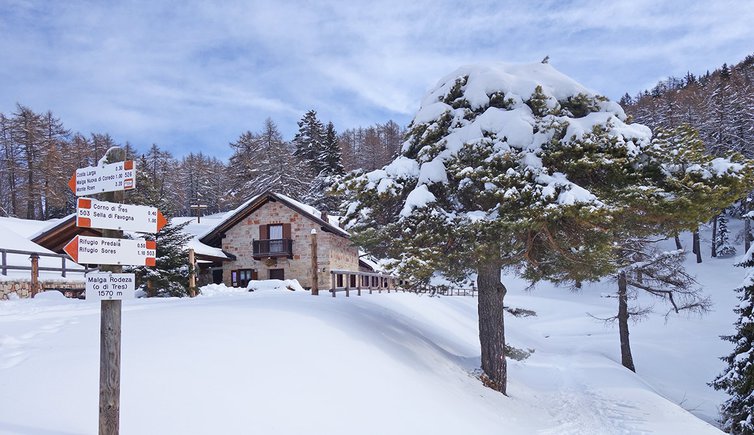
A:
[0,218,85,281]
[199,191,349,247]
[0,216,68,240]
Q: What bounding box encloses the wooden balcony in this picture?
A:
[252,239,293,259]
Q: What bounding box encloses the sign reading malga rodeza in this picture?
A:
[67,160,136,196]
[86,272,135,301]
[64,235,156,266]
[77,198,167,233]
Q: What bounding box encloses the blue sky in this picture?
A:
[2,0,753,158]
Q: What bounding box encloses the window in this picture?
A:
[233,269,256,287]
[269,224,284,253]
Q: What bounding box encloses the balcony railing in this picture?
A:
[252,239,293,259]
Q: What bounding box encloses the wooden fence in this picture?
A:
[0,248,90,277]
[0,248,91,296]
[328,269,476,298]
[329,269,404,297]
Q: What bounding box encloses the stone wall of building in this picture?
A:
[0,279,85,300]
[221,201,359,289]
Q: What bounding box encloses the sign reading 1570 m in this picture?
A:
[68,160,136,196]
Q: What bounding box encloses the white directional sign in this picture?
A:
[68,160,136,196]
[64,235,156,266]
[77,198,167,233]
[86,272,136,301]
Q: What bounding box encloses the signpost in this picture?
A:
[67,160,136,196]
[77,198,167,233]
[63,148,157,435]
[86,272,136,301]
[64,235,156,266]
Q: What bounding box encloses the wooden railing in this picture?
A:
[409,287,477,297]
[252,239,293,259]
[329,269,402,297]
[0,248,90,278]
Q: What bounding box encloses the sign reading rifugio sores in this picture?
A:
[86,272,136,301]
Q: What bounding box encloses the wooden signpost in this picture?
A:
[64,147,163,435]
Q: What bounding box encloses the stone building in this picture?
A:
[199,191,363,289]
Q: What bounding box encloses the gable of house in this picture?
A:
[199,191,358,288]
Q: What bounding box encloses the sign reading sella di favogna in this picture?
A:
[77,198,167,233]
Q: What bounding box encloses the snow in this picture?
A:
[246,279,306,292]
[400,184,436,217]
[0,219,85,282]
[358,61,653,222]
[0,216,67,239]
[0,226,741,434]
[417,159,448,184]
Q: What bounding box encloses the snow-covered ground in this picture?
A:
[0,228,744,434]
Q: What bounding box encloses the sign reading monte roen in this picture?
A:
[86,272,136,301]
[77,198,167,233]
[64,235,156,266]
[68,160,136,196]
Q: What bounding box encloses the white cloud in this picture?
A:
[1,0,753,157]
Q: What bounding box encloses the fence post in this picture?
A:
[61,256,67,278]
[357,274,361,296]
[188,248,197,297]
[1,250,6,276]
[310,230,319,296]
[330,271,336,298]
[345,273,350,297]
[30,254,40,296]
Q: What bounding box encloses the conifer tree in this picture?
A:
[711,249,754,434]
[716,213,737,257]
[227,118,307,203]
[305,121,345,211]
[293,110,325,178]
[343,63,658,394]
[129,220,193,297]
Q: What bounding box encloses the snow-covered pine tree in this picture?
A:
[711,247,754,434]
[129,220,193,297]
[716,213,737,257]
[305,121,345,211]
[227,118,308,203]
[343,62,661,394]
[293,110,325,178]
[544,118,751,372]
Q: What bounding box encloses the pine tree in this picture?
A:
[716,213,737,257]
[711,249,754,434]
[227,118,308,203]
[128,220,193,297]
[293,110,324,178]
[305,121,345,211]
[343,62,661,394]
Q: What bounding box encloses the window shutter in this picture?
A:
[282,223,291,239]
[259,224,269,240]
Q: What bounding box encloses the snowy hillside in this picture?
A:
[0,228,740,434]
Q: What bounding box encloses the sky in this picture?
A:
[1,0,753,159]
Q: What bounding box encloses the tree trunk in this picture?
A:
[674,233,682,250]
[617,271,635,372]
[693,228,702,263]
[746,216,752,253]
[711,215,718,257]
[477,260,507,395]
